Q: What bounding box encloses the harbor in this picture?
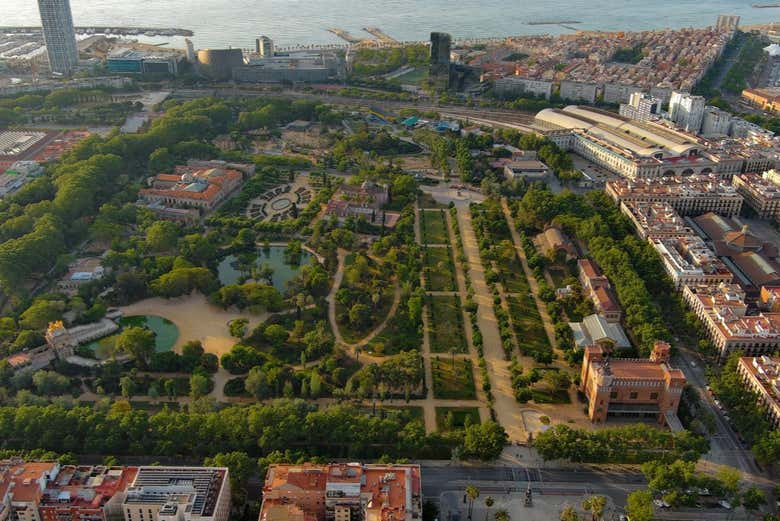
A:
[0,26,193,37]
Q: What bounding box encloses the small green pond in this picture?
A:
[217,245,313,292]
[83,315,179,359]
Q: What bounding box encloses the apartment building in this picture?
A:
[652,235,733,290]
[737,356,780,429]
[259,463,421,521]
[580,341,686,426]
[732,172,780,223]
[606,175,744,217]
[578,259,622,322]
[619,201,695,240]
[669,91,706,133]
[123,467,231,521]
[683,283,780,359]
[0,462,134,521]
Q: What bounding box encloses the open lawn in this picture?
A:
[427,295,467,353]
[421,209,449,244]
[500,257,531,293]
[435,406,481,431]
[507,293,552,361]
[424,246,456,291]
[432,357,476,400]
[395,67,429,86]
[365,297,422,356]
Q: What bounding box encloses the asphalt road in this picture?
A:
[419,464,646,505]
[673,347,761,477]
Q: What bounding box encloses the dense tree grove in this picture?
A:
[0,399,468,459]
[515,188,672,355]
[534,424,708,463]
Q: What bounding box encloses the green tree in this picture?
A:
[484,496,494,521]
[115,327,156,368]
[560,506,579,521]
[203,451,254,502]
[189,374,211,400]
[120,376,135,399]
[625,490,653,521]
[461,421,507,460]
[465,485,480,521]
[146,221,179,252]
[494,510,509,521]
[581,495,606,520]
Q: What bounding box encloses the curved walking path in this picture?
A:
[325,248,401,364]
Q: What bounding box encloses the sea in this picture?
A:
[3,0,780,49]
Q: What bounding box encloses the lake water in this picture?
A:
[217,245,313,292]
[3,0,778,49]
[84,315,179,359]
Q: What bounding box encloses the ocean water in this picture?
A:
[3,0,779,48]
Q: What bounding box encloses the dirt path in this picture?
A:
[119,293,265,356]
[325,248,401,364]
[456,205,526,442]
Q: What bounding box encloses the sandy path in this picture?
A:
[119,293,266,356]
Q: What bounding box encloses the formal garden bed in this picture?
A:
[432,356,476,399]
[426,295,467,353]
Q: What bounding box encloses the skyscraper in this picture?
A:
[429,32,452,90]
[669,91,706,134]
[256,36,274,57]
[37,0,79,75]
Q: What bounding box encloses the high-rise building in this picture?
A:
[429,32,451,90]
[619,91,661,122]
[256,36,274,57]
[716,14,740,31]
[37,0,79,75]
[669,91,706,133]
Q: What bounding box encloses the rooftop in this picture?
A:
[124,466,228,518]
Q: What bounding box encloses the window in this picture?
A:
[650,392,658,400]
[629,391,638,399]
[610,391,618,399]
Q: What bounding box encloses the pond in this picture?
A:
[217,245,313,292]
[83,315,180,359]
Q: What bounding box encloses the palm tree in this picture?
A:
[560,506,579,521]
[465,485,480,521]
[494,509,510,521]
[484,496,494,521]
[581,495,606,521]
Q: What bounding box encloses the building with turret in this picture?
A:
[580,341,686,426]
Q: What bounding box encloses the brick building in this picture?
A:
[577,259,622,323]
[580,341,686,426]
[259,463,421,521]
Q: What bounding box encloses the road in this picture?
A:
[674,347,765,479]
[420,463,646,506]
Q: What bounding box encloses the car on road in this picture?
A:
[719,500,732,510]
[690,361,696,367]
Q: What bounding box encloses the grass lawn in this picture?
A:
[499,257,531,293]
[421,209,449,244]
[435,406,481,431]
[424,246,456,291]
[427,295,467,353]
[432,357,476,399]
[531,389,571,404]
[395,67,429,85]
[507,293,551,359]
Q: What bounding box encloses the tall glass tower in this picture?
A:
[37,0,79,75]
